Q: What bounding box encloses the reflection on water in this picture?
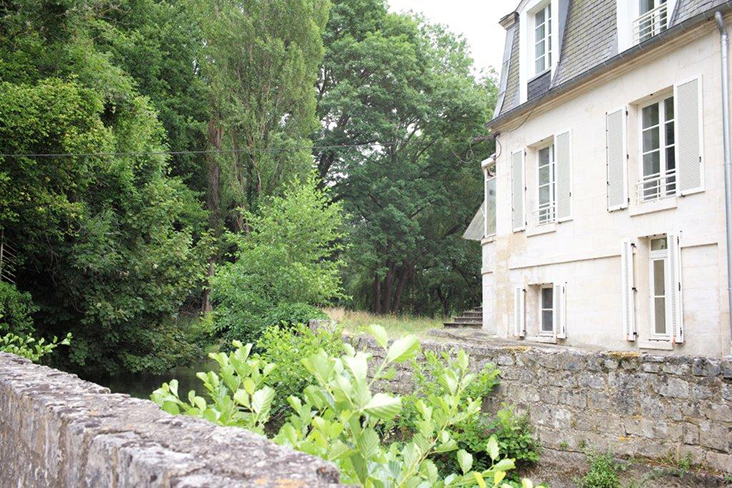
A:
[88,359,219,400]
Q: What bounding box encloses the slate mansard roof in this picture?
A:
[490,0,732,128]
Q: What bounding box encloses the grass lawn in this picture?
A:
[323,308,445,338]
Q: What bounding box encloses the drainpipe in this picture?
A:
[715,11,732,355]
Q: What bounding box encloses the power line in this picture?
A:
[0,141,401,159]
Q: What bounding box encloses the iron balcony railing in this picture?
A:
[634,3,669,44]
[636,169,677,203]
[533,201,556,227]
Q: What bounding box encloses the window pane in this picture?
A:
[538,146,550,165]
[643,127,660,152]
[654,297,667,334]
[535,23,545,40]
[666,147,675,170]
[653,259,665,295]
[542,311,554,332]
[535,8,545,25]
[640,0,654,14]
[642,104,659,128]
[651,237,667,251]
[539,185,550,205]
[643,151,660,176]
[665,121,675,146]
[542,287,553,308]
[664,97,674,121]
[539,165,550,185]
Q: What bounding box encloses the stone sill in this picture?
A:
[629,196,677,217]
[526,335,558,344]
[526,223,557,237]
[638,339,673,351]
[481,235,496,245]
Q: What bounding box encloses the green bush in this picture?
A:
[0,332,71,363]
[580,452,621,488]
[261,303,327,330]
[152,326,540,487]
[0,282,38,336]
[212,175,346,343]
[254,323,343,422]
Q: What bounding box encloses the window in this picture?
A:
[537,144,556,224]
[540,286,554,335]
[636,0,668,43]
[485,175,496,237]
[639,96,675,202]
[534,4,552,75]
[649,237,670,338]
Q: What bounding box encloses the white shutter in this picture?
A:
[555,131,572,221]
[553,283,567,339]
[606,107,628,210]
[514,286,526,337]
[511,150,526,232]
[668,234,684,343]
[621,239,636,341]
[674,77,703,195]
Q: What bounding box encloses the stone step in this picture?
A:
[443,322,482,329]
[453,317,482,324]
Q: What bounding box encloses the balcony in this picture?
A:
[533,202,556,226]
[633,3,669,44]
[636,169,676,204]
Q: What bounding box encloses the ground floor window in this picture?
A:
[649,237,670,338]
[540,285,554,335]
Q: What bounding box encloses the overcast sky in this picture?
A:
[387,0,518,75]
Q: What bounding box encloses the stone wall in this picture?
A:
[351,335,732,474]
[0,352,343,488]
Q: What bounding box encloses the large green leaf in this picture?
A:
[385,335,420,364]
[362,393,402,420]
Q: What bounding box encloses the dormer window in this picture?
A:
[533,4,552,75]
[635,0,668,42]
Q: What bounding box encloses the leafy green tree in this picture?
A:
[314,0,497,316]
[212,175,345,342]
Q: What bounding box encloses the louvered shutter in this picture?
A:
[674,77,703,194]
[606,108,628,210]
[553,284,567,339]
[668,234,684,343]
[511,150,526,232]
[555,131,572,221]
[514,286,526,337]
[621,239,636,341]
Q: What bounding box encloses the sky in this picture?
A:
[387,0,518,75]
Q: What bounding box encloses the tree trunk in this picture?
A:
[392,265,411,314]
[202,119,223,313]
[383,260,396,314]
[373,274,381,314]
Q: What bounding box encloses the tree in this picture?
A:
[0,2,211,374]
[212,175,345,342]
[314,0,497,315]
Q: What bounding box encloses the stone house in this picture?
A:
[475,0,732,357]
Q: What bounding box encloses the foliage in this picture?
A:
[0,332,71,363]
[0,282,38,336]
[153,327,539,487]
[212,175,346,342]
[254,323,343,422]
[579,452,622,488]
[329,308,445,338]
[314,0,497,316]
[151,341,275,435]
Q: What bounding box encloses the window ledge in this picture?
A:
[629,197,677,217]
[527,223,557,237]
[527,335,558,344]
[481,235,496,245]
[638,339,673,351]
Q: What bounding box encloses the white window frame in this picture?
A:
[536,142,556,225]
[539,284,554,336]
[484,165,496,238]
[649,237,671,340]
[638,94,676,203]
[532,3,552,76]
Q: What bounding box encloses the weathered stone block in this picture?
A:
[700,421,730,452]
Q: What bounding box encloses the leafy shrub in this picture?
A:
[261,303,327,330]
[212,175,346,343]
[254,323,343,422]
[0,332,72,363]
[0,282,38,336]
[152,326,539,487]
[580,452,621,488]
